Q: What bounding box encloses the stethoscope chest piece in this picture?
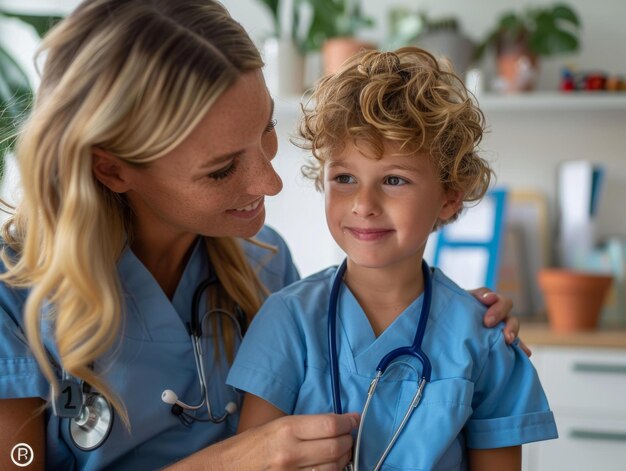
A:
[69,393,114,451]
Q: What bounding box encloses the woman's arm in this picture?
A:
[468,446,521,471]
[0,398,46,471]
[166,401,358,471]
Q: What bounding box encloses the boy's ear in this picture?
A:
[92,148,132,193]
[438,190,463,222]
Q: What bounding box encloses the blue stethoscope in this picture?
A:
[328,259,433,471]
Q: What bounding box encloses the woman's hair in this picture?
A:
[297,47,493,225]
[0,0,266,426]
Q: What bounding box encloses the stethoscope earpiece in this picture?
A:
[161,389,178,405]
[161,275,245,426]
[224,401,237,414]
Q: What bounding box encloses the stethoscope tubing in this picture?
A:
[328,258,433,470]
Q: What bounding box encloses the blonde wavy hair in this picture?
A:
[297,47,493,225]
[0,0,269,427]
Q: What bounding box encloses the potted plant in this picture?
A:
[386,10,475,77]
[300,0,375,75]
[0,11,61,177]
[255,0,308,96]
[474,3,581,92]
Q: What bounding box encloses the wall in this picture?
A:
[221,0,626,275]
[1,0,625,276]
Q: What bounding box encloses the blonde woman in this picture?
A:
[0,1,521,470]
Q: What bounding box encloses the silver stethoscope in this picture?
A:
[160,271,247,426]
[328,259,433,471]
[51,267,246,450]
[51,371,114,451]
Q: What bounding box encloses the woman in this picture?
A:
[0,1,520,470]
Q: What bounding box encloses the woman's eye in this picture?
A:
[385,175,407,186]
[265,118,277,133]
[209,162,237,180]
[335,174,354,184]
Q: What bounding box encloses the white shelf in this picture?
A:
[275,92,626,116]
[477,92,626,111]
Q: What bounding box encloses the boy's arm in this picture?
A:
[237,393,286,433]
[468,446,521,471]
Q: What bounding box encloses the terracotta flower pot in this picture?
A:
[538,269,613,332]
[495,40,538,93]
[321,37,375,76]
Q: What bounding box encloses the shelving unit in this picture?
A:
[275,92,626,116]
[477,92,626,112]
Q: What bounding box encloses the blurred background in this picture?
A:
[1,1,626,469]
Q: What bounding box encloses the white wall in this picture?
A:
[1,0,625,276]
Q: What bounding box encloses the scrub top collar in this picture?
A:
[114,238,207,343]
[334,267,428,377]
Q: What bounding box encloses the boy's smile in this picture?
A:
[324,140,460,274]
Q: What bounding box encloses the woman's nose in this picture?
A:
[352,186,381,217]
[246,153,283,197]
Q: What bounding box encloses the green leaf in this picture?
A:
[0,45,33,176]
[530,29,578,56]
[256,0,280,36]
[551,4,580,27]
[1,12,63,38]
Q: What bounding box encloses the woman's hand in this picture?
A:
[249,413,358,470]
[470,288,531,357]
[167,412,359,470]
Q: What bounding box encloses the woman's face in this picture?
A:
[124,70,282,242]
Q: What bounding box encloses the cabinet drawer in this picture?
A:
[535,347,626,414]
[526,414,626,471]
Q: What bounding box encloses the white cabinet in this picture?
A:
[523,346,626,471]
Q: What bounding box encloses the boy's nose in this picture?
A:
[352,186,381,217]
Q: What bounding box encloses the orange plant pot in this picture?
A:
[321,37,375,76]
[538,269,613,332]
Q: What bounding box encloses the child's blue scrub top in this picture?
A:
[0,226,299,470]
[228,265,558,470]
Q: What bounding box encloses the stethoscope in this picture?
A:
[51,267,246,450]
[160,270,247,426]
[51,371,114,451]
[328,259,433,471]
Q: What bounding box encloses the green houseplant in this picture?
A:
[300,0,373,53]
[0,11,61,177]
[255,0,374,81]
[474,3,581,92]
[301,0,374,75]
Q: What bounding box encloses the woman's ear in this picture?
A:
[438,189,463,223]
[92,148,131,193]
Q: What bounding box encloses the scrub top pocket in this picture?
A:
[383,377,474,470]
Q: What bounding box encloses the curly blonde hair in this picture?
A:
[297,47,493,224]
[0,0,268,427]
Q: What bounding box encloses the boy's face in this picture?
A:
[324,140,460,271]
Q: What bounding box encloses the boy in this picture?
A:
[228,47,557,470]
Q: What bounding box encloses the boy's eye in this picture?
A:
[385,176,407,186]
[335,174,355,184]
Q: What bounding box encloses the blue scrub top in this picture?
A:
[0,226,299,470]
[228,265,558,470]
